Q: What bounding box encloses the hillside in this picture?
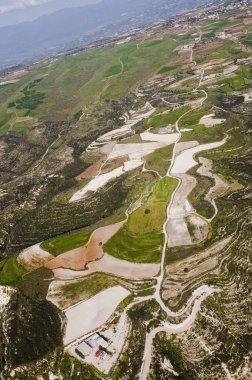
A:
[0,0,251,379]
[0,0,213,70]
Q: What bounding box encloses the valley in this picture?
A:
[0,1,251,379]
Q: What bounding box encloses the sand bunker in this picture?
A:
[63,286,130,345]
[199,113,226,128]
[18,244,54,271]
[109,142,163,160]
[71,132,178,202]
[45,222,124,271]
[187,214,209,244]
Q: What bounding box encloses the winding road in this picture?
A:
[139,32,225,379]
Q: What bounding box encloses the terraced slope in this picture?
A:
[0,2,251,379]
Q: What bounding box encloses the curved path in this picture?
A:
[139,41,225,378]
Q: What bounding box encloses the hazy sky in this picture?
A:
[0,0,56,14]
[0,0,100,26]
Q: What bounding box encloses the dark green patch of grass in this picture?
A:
[178,104,224,144]
[41,229,92,256]
[8,79,45,111]
[105,64,122,77]
[217,65,252,94]
[241,33,252,48]
[104,226,163,263]
[0,255,27,285]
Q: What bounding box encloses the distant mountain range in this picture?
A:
[0,0,214,70]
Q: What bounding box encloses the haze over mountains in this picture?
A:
[0,0,213,71]
[0,0,100,27]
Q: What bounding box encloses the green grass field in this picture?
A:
[158,64,181,75]
[104,226,164,263]
[41,229,92,256]
[0,37,179,128]
[145,106,190,132]
[179,106,225,144]
[145,145,174,176]
[217,65,252,94]
[0,256,28,285]
[104,177,177,263]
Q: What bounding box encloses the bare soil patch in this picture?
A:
[51,252,159,280]
[45,222,124,271]
[75,157,105,181]
[18,244,54,271]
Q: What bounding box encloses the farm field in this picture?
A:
[0,2,251,380]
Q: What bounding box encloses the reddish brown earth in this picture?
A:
[101,156,128,174]
[197,59,226,70]
[225,24,246,32]
[75,157,105,181]
[45,221,124,271]
[0,69,28,81]
[194,41,223,53]
[244,18,252,24]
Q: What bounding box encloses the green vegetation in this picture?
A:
[241,33,252,47]
[75,349,85,359]
[0,37,178,122]
[59,353,101,379]
[195,40,250,65]
[0,256,28,285]
[8,79,45,113]
[158,64,181,75]
[188,166,215,219]
[55,273,120,309]
[145,106,190,132]
[41,229,92,256]
[179,106,225,144]
[153,333,194,379]
[217,65,252,94]
[145,144,174,176]
[104,177,177,263]
[105,64,122,77]
[104,227,163,263]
